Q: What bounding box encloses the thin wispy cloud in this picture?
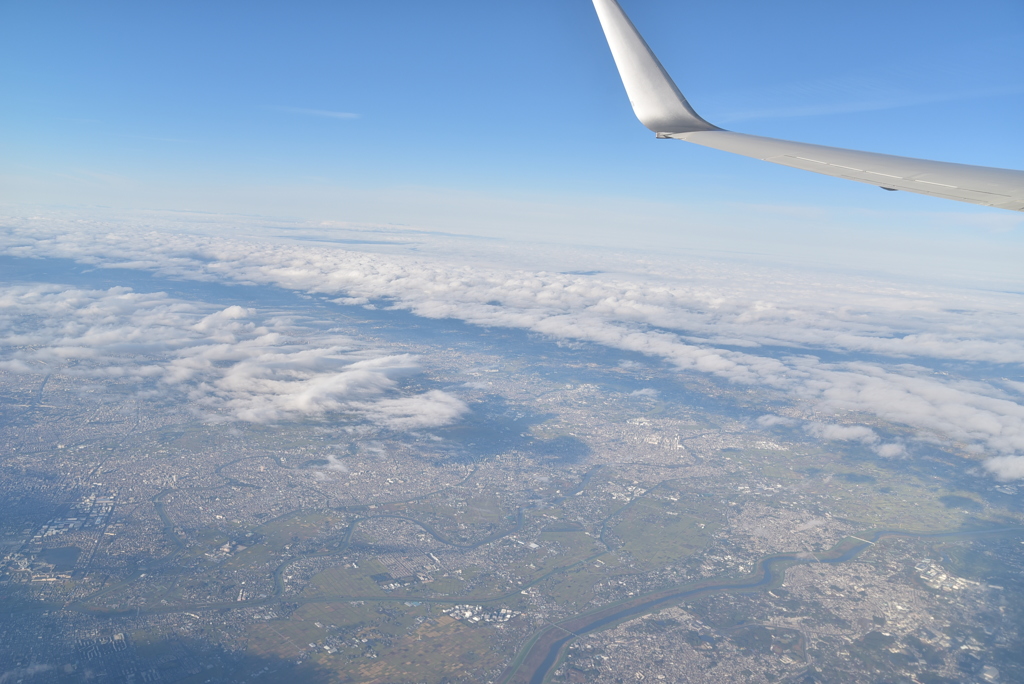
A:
[53,116,102,124]
[717,80,1024,124]
[273,106,359,119]
[122,133,194,144]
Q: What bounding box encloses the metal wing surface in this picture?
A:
[591,0,1024,211]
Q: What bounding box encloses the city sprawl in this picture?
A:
[1,245,1023,684]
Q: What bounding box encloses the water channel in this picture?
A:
[500,526,1024,684]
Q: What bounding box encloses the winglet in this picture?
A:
[591,0,717,134]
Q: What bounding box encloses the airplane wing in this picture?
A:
[591,0,1024,211]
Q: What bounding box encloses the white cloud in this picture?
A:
[2,211,1023,471]
[757,414,796,427]
[324,455,350,472]
[984,456,1024,481]
[352,390,469,430]
[192,304,254,334]
[873,442,906,458]
[1003,379,1024,397]
[801,361,1024,454]
[0,284,463,428]
[805,423,879,444]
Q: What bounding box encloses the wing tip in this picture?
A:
[592,0,718,134]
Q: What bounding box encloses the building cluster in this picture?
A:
[29,491,117,543]
[442,604,519,624]
[915,560,982,592]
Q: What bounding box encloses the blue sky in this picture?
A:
[1,0,1022,263]
[2,0,1024,480]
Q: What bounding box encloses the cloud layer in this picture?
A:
[0,283,466,427]
[1,211,1021,475]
